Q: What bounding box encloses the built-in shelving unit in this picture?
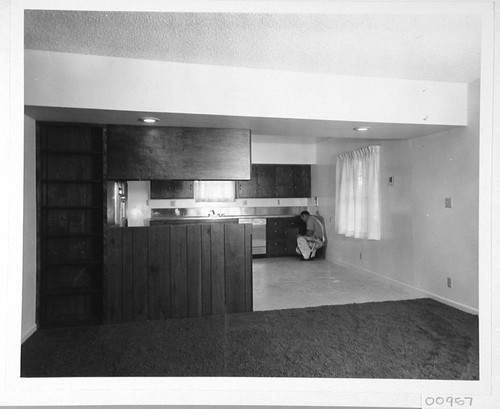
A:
[37,122,105,328]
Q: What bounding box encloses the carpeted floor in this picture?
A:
[21,298,479,379]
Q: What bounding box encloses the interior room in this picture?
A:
[20,8,481,380]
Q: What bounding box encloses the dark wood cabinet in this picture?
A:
[150,180,194,199]
[237,165,258,198]
[293,165,312,197]
[275,165,294,197]
[256,165,276,198]
[105,223,252,324]
[107,125,251,181]
[237,164,311,198]
[37,122,105,328]
[266,217,305,257]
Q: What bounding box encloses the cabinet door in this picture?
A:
[150,180,174,199]
[107,125,251,180]
[237,166,258,198]
[268,240,287,257]
[275,165,294,197]
[172,180,193,198]
[285,227,300,255]
[266,218,287,240]
[256,165,276,198]
[293,165,311,197]
[151,180,193,199]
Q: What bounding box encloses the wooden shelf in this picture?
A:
[40,318,102,329]
[42,205,102,210]
[38,122,105,328]
[42,179,103,184]
[44,260,102,267]
[42,150,103,156]
[43,233,103,239]
[45,287,103,296]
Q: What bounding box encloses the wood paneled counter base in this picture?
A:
[105,223,252,324]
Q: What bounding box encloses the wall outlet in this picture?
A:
[277,199,280,205]
[388,176,394,186]
[447,277,452,288]
[445,198,452,208]
[243,200,247,206]
[170,200,176,207]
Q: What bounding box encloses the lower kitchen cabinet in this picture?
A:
[104,223,253,324]
[266,217,305,257]
[268,239,287,257]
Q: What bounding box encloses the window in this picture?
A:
[335,145,381,240]
[193,180,236,202]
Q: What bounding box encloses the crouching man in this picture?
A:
[296,211,325,260]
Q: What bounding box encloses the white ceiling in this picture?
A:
[24,10,482,140]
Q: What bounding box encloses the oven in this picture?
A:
[238,218,267,255]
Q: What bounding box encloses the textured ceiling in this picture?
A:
[25,10,481,83]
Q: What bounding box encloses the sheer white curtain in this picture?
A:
[194,180,235,202]
[335,145,381,240]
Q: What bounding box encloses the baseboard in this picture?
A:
[333,259,479,315]
[21,323,37,344]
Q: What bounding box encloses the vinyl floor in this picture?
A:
[253,257,426,311]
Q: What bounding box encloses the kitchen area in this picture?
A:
[38,121,313,329]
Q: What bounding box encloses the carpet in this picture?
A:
[21,298,479,379]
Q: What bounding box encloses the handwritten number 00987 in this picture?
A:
[425,397,473,406]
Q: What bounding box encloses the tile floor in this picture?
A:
[253,257,426,311]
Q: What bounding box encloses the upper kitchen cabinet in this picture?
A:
[237,164,311,198]
[236,165,258,198]
[150,180,194,199]
[275,165,294,197]
[256,164,276,198]
[292,165,311,197]
[107,125,251,181]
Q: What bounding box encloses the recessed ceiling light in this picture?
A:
[138,117,160,123]
[353,127,370,132]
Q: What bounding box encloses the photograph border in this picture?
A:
[1,0,499,407]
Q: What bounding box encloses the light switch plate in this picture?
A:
[445,198,452,208]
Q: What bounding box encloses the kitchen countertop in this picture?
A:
[148,214,300,223]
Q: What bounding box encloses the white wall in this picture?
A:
[25,50,467,127]
[22,115,37,342]
[252,134,316,164]
[312,81,480,312]
[409,80,480,310]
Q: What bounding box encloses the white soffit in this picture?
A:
[25,106,457,141]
